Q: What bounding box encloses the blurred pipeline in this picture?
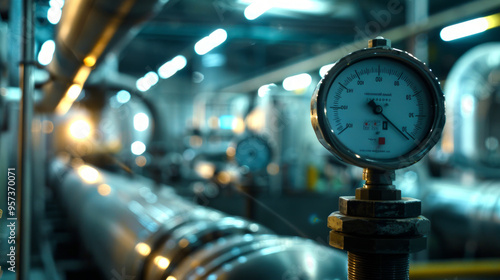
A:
[48,158,347,280]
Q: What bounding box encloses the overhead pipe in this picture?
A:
[38,0,169,113]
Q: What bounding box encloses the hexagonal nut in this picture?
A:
[329,231,427,254]
[327,211,430,237]
[355,187,401,200]
[339,196,421,218]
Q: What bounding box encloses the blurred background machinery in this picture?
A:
[1,0,500,279]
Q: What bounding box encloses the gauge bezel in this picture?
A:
[311,47,445,170]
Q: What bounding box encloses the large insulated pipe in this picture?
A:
[38,0,167,112]
[49,159,347,280]
[423,179,500,258]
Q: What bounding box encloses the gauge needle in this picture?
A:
[367,100,409,140]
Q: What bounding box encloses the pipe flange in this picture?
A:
[327,211,430,237]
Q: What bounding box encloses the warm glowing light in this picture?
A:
[32,119,41,133]
[232,117,245,134]
[226,146,236,157]
[208,116,219,129]
[246,108,265,132]
[131,141,146,155]
[319,63,334,78]
[135,156,147,167]
[217,171,231,184]
[133,113,149,132]
[189,135,203,147]
[83,56,96,67]
[154,256,170,269]
[158,55,187,79]
[266,163,279,175]
[77,165,100,184]
[67,84,82,99]
[166,276,177,280]
[195,29,227,55]
[135,242,151,256]
[55,84,82,115]
[73,66,92,86]
[195,162,216,179]
[38,40,55,66]
[178,238,189,248]
[244,0,273,20]
[283,73,312,91]
[97,184,111,196]
[69,119,91,140]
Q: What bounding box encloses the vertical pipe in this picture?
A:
[405,0,429,62]
[17,0,34,278]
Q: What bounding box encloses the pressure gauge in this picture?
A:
[234,135,272,171]
[311,38,445,170]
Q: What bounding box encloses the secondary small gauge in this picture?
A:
[234,135,272,171]
[311,37,445,170]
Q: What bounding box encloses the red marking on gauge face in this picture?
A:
[378,137,385,145]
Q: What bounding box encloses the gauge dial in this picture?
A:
[235,136,272,171]
[311,47,445,170]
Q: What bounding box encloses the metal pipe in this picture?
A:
[422,179,500,258]
[38,0,168,112]
[17,0,35,279]
[49,159,347,279]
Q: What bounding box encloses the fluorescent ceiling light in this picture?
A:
[258,83,276,97]
[319,63,334,78]
[158,55,187,79]
[194,29,227,55]
[136,77,150,92]
[49,0,64,9]
[145,71,159,86]
[47,6,62,24]
[440,13,500,41]
[244,0,273,20]
[241,0,329,15]
[283,73,312,91]
[38,40,55,66]
[136,72,159,92]
[133,113,149,132]
[131,141,146,155]
[440,18,488,41]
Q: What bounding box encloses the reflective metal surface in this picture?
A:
[443,42,500,178]
[50,159,347,280]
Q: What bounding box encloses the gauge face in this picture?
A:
[312,48,445,169]
[235,136,272,171]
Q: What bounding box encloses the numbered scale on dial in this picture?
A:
[311,38,445,170]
